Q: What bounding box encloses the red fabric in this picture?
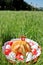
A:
[32,49,38,55]
[5,49,11,55]
[8,41,13,46]
[16,53,24,60]
[29,41,34,46]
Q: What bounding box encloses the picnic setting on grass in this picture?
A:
[2,36,42,64]
[0,11,43,65]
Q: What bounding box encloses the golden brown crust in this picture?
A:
[11,40,31,55]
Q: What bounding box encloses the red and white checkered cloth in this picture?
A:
[2,37,41,62]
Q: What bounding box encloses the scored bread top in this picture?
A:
[11,40,31,55]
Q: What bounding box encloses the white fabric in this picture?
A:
[26,52,32,62]
[36,48,41,57]
[25,38,31,42]
[20,55,24,59]
[32,55,37,59]
[6,52,16,61]
[31,45,38,50]
[6,45,11,49]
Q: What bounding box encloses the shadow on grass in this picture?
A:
[1,31,16,46]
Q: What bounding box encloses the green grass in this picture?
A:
[0,11,43,65]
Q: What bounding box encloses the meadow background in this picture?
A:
[0,11,43,65]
